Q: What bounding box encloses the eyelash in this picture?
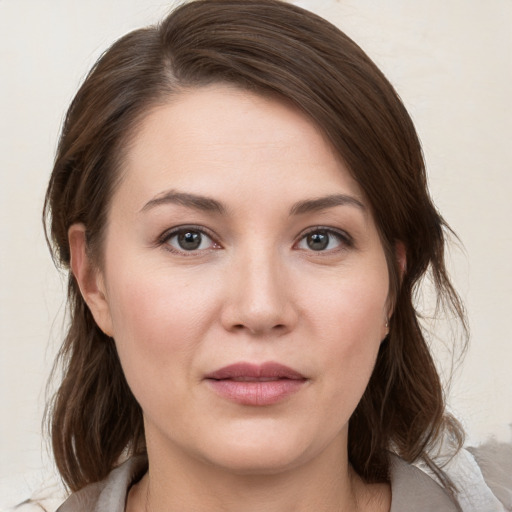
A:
[295,227,354,254]
[157,225,354,255]
[158,225,220,256]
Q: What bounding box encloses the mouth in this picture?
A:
[204,362,307,406]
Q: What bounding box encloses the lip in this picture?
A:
[204,362,307,406]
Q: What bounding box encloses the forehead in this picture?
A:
[116,84,366,211]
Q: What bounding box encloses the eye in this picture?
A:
[296,228,350,252]
[162,227,218,253]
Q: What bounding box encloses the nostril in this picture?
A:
[229,323,288,335]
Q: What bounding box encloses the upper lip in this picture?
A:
[205,362,306,381]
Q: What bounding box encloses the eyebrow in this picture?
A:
[140,190,365,216]
[289,194,366,215]
[140,190,226,214]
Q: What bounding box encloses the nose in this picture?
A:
[220,248,299,336]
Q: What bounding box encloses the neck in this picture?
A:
[127,436,390,512]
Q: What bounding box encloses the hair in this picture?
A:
[44,0,467,503]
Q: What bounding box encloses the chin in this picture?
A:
[205,447,307,476]
[192,425,324,476]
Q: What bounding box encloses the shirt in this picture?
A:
[56,454,461,512]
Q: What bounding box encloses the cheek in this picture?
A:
[108,259,214,334]
[310,265,388,341]
[308,269,388,403]
[104,261,220,394]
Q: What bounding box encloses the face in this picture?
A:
[80,85,390,474]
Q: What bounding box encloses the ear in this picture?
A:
[395,241,407,280]
[68,224,114,337]
[383,241,407,336]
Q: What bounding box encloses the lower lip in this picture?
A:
[206,379,306,406]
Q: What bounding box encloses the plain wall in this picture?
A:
[1,0,511,481]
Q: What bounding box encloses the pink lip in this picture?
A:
[205,362,307,406]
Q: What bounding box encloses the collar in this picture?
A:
[58,454,459,512]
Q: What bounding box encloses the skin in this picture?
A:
[70,85,394,511]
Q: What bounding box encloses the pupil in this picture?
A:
[178,231,201,250]
[307,231,328,251]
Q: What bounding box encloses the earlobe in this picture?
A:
[68,224,113,337]
[395,241,407,280]
[383,242,407,338]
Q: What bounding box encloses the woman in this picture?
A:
[39,1,501,511]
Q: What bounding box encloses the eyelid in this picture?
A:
[158,225,221,254]
[294,226,354,251]
[156,224,353,254]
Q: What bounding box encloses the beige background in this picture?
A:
[1,0,511,485]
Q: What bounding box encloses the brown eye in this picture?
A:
[296,228,350,253]
[177,231,202,250]
[164,228,217,253]
[306,231,329,251]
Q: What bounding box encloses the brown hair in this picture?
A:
[44,0,467,501]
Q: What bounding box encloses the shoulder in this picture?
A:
[389,454,459,511]
[4,448,511,512]
[56,456,146,512]
[466,441,512,511]
[392,444,511,512]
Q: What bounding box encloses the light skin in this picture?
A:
[69,85,396,511]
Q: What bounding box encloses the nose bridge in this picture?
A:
[223,239,296,335]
